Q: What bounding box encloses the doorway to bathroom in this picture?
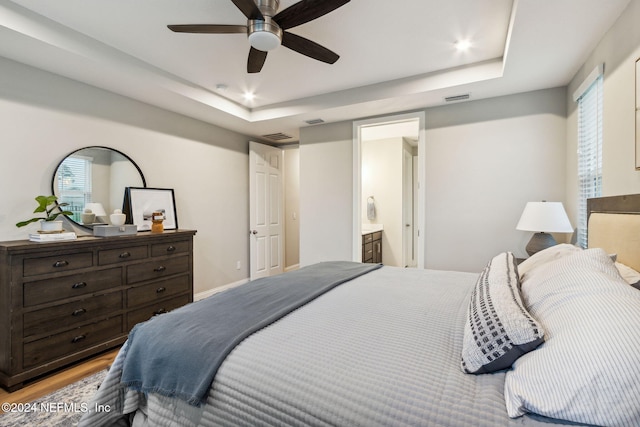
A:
[353,112,425,268]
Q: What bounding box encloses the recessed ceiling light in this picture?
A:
[243,91,255,102]
[455,39,472,51]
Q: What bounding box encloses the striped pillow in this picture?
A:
[461,252,545,374]
[505,248,640,426]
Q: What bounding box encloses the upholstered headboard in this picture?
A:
[588,194,640,272]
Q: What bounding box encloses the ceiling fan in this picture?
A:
[168,0,350,73]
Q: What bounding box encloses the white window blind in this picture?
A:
[576,73,603,248]
[57,155,93,222]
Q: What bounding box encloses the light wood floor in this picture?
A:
[0,348,119,411]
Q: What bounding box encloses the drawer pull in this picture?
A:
[53,260,69,268]
[72,282,87,289]
[166,245,176,252]
[119,252,131,259]
[154,266,166,272]
[71,335,86,343]
[71,308,87,317]
[156,287,166,293]
[154,308,167,315]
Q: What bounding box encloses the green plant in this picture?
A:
[16,195,73,228]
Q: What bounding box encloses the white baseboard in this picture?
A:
[284,264,300,272]
[194,278,248,301]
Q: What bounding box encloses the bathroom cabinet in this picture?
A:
[362,231,382,263]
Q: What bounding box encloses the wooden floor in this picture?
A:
[0,348,119,410]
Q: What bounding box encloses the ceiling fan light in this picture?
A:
[249,30,281,51]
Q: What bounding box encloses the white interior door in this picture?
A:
[403,148,415,268]
[249,141,284,279]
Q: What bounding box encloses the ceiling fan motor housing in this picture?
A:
[248,16,282,51]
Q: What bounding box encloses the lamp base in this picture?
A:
[525,232,558,256]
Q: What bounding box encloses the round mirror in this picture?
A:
[52,146,146,229]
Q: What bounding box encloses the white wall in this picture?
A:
[424,88,568,271]
[0,57,250,294]
[283,146,300,269]
[300,87,568,272]
[565,0,640,221]
[299,121,354,266]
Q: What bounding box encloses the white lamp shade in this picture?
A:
[516,201,573,233]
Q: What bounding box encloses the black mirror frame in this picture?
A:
[51,146,146,230]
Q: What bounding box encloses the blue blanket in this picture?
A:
[120,261,382,406]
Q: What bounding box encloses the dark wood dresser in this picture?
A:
[0,229,196,391]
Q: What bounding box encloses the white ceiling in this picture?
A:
[0,0,630,142]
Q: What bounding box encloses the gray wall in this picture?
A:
[0,57,250,295]
[300,87,568,272]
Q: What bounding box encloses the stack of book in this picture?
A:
[29,231,77,242]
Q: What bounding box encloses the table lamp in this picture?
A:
[516,201,573,256]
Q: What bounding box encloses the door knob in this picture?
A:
[250,230,258,235]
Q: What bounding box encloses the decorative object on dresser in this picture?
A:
[81,209,96,225]
[516,201,573,255]
[110,209,126,226]
[124,187,177,232]
[28,231,77,243]
[93,209,136,237]
[15,195,73,231]
[0,229,196,392]
[83,203,108,224]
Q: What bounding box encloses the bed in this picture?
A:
[79,195,640,427]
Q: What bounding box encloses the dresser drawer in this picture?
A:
[23,252,93,277]
[127,294,191,330]
[98,245,148,265]
[23,292,123,338]
[151,240,190,257]
[363,233,374,244]
[127,275,190,308]
[23,268,122,307]
[127,255,189,284]
[23,316,123,368]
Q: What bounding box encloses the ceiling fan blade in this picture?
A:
[274,0,350,30]
[282,31,339,64]
[231,0,264,20]
[248,47,268,73]
[167,24,247,34]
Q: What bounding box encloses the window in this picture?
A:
[576,71,603,248]
[56,155,92,223]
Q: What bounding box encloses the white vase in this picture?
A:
[110,213,126,226]
[40,220,63,232]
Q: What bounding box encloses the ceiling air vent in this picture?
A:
[444,94,470,102]
[305,118,325,125]
[262,132,293,141]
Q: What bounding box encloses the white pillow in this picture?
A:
[615,261,640,287]
[517,244,581,281]
[504,248,640,426]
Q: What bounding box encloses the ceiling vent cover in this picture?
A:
[305,118,325,125]
[445,94,470,102]
[262,132,293,141]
